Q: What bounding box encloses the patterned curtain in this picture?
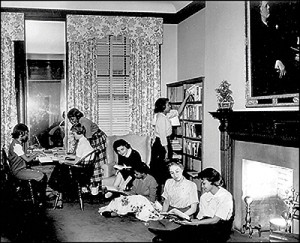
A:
[67,15,163,137]
[129,39,161,136]
[1,13,24,150]
[67,39,98,150]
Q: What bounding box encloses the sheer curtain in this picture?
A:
[1,13,24,150]
[66,15,163,140]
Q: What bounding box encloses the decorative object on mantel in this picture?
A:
[241,196,262,238]
[215,80,234,111]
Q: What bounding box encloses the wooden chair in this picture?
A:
[54,149,99,211]
[1,147,37,206]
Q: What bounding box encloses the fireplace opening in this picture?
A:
[233,141,299,234]
[242,159,293,231]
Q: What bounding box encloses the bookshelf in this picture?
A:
[167,77,204,186]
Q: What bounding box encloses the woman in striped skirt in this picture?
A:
[67,108,107,185]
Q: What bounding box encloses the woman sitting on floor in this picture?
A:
[105,139,144,198]
[98,163,162,221]
[147,162,199,238]
[150,167,234,242]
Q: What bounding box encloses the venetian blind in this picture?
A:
[96,35,130,136]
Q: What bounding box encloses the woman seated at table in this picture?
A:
[99,163,161,221]
[105,139,144,198]
[48,123,94,209]
[150,167,234,242]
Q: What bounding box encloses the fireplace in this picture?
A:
[210,110,299,232]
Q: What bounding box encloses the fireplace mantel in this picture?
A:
[210,110,299,147]
[209,110,299,193]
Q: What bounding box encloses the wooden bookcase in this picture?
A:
[167,77,204,186]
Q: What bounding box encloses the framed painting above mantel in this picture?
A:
[245,1,299,107]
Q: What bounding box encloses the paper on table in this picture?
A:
[38,156,53,163]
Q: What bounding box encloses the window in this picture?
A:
[96,35,130,136]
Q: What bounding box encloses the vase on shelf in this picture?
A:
[215,80,234,111]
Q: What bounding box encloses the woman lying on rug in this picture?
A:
[99,162,163,221]
[149,167,234,242]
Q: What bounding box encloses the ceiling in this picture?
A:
[1,1,193,14]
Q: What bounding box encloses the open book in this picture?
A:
[113,164,132,170]
[105,185,128,196]
[161,208,191,221]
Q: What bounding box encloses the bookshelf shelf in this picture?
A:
[167,77,204,186]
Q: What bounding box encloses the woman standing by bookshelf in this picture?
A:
[150,92,192,199]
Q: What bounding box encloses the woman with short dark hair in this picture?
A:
[104,139,143,198]
[150,167,234,242]
[150,94,192,199]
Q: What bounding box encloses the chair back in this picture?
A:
[1,147,12,177]
[77,149,99,167]
[106,133,151,166]
[72,149,99,183]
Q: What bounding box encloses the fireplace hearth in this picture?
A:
[210,110,299,232]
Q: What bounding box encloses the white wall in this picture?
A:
[203,1,246,171]
[161,10,205,96]
[161,24,178,96]
[177,11,205,81]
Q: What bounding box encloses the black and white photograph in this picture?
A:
[1,1,298,242]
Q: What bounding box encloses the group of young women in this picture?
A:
[8,90,233,241]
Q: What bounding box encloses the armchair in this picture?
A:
[102,134,151,185]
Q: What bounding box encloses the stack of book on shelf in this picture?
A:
[184,104,202,120]
[184,140,201,157]
[173,153,182,160]
[171,139,182,151]
[184,122,202,138]
[186,84,202,101]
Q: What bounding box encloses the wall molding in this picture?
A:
[1,1,205,24]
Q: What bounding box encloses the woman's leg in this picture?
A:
[15,168,47,202]
[89,129,107,184]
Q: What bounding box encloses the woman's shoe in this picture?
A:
[102,211,112,217]
[152,236,164,242]
[53,193,63,209]
[56,199,63,209]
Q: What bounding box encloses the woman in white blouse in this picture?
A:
[148,162,199,241]
[150,167,234,242]
[150,94,191,198]
[161,162,198,215]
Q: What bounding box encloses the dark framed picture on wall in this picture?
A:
[245,1,299,107]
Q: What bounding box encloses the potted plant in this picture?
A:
[215,80,234,110]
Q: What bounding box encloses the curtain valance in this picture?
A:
[67,15,163,45]
[1,12,24,41]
